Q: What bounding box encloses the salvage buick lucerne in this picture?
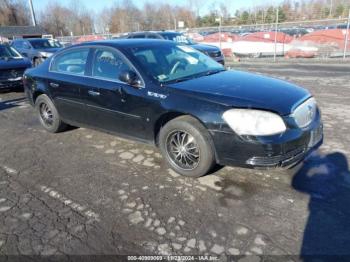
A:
[23,39,323,177]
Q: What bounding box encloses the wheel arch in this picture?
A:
[32,90,45,103]
[153,111,213,147]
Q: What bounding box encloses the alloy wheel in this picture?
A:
[165,130,200,170]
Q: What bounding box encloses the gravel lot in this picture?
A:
[0,63,350,259]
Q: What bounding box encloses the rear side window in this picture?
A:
[12,41,24,48]
[131,34,145,38]
[147,34,160,39]
[51,48,89,75]
[92,48,131,80]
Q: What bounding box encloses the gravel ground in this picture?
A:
[0,63,349,261]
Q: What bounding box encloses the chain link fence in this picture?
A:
[55,15,350,63]
[185,15,350,62]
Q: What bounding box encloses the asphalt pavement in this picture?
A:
[1,63,350,260]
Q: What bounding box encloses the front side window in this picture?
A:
[12,41,23,48]
[129,44,224,83]
[0,45,22,59]
[92,48,131,80]
[51,48,89,75]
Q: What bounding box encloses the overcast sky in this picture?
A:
[32,0,283,16]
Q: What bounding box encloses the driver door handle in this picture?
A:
[116,87,127,102]
[49,82,59,88]
[88,90,100,96]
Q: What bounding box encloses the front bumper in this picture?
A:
[211,116,323,169]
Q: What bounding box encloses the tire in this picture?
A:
[35,94,67,133]
[159,115,215,178]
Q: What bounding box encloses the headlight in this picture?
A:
[222,109,286,136]
[39,51,53,58]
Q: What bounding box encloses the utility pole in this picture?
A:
[274,8,279,62]
[343,9,350,60]
[28,0,37,26]
[215,17,222,50]
[329,0,333,18]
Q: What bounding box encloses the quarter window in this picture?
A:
[51,48,89,75]
[92,48,131,80]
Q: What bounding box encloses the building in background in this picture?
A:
[0,26,46,40]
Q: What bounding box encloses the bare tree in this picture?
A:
[0,0,31,26]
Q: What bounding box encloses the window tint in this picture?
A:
[92,48,131,80]
[13,41,24,48]
[51,48,89,75]
[147,34,160,39]
[131,34,145,38]
[22,41,31,49]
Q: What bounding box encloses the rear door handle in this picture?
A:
[49,82,59,88]
[88,90,100,96]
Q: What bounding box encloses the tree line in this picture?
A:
[0,0,349,36]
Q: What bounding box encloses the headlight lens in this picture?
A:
[222,109,286,136]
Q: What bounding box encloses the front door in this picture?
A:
[81,47,151,140]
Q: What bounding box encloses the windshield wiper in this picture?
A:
[163,69,226,84]
[164,75,200,84]
[202,68,226,76]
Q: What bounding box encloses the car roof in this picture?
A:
[73,39,177,49]
[12,38,46,42]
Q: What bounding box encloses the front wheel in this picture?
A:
[159,116,215,177]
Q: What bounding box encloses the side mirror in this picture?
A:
[119,70,142,88]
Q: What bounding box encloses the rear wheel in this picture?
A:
[35,94,67,133]
[159,116,215,177]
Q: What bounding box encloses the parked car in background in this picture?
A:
[11,38,63,66]
[125,31,225,65]
[0,43,32,90]
[23,39,322,177]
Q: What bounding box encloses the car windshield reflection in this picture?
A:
[129,44,224,84]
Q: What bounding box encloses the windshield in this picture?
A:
[29,39,63,49]
[161,33,196,45]
[129,44,224,84]
[0,45,22,59]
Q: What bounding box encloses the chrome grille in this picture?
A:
[292,97,317,128]
[0,68,25,80]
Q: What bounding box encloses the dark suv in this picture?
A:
[125,31,225,65]
[0,43,32,90]
[11,38,63,66]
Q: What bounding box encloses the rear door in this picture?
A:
[47,47,91,125]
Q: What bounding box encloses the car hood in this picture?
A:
[167,70,311,115]
[190,43,220,52]
[0,57,32,70]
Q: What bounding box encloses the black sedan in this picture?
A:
[0,43,32,90]
[23,39,323,177]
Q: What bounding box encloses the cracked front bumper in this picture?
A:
[211,116,323,169]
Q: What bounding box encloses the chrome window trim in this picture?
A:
[48,45,145,89]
